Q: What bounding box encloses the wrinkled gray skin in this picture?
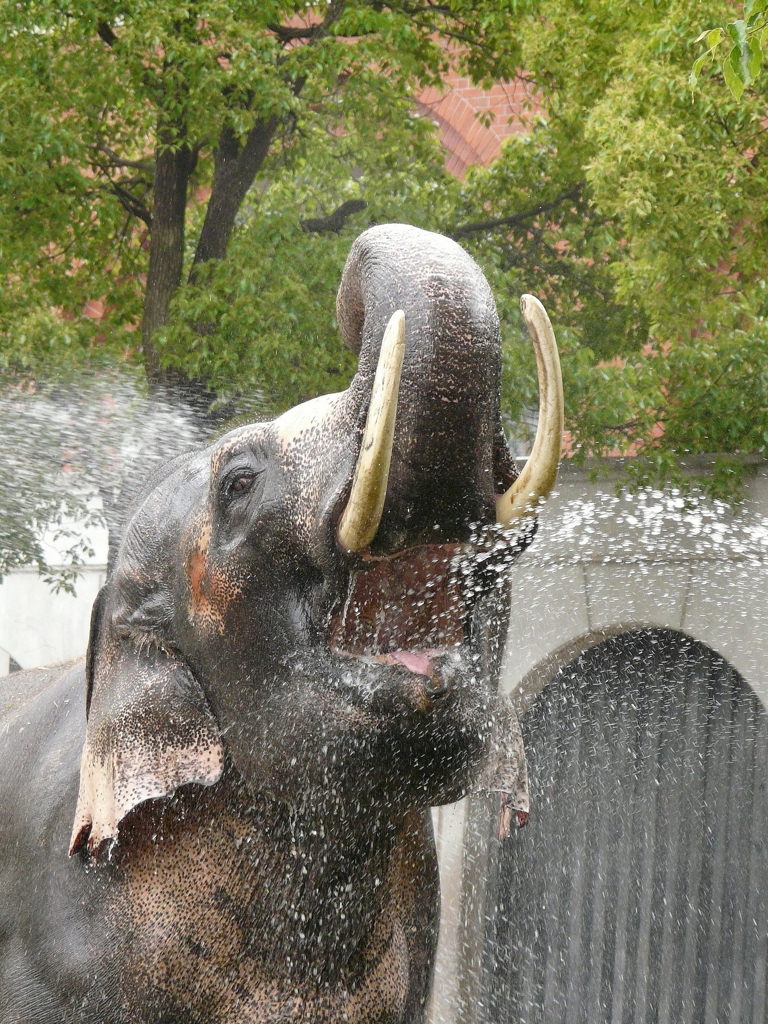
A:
[0,225,530,1024]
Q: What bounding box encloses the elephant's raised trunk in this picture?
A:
[337,224,502,553]
[335,225,564,554]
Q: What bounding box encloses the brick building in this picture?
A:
[417,71,533,177]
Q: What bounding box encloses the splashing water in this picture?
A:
[430,462,768,1024]
[2,373,768,1024]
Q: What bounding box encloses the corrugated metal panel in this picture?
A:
[481,629,768,1024]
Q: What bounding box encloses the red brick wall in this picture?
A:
[416,71,534,178]
[283,12,533,177]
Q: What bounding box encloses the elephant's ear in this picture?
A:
[69,638,224,857]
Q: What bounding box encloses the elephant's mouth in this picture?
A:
[326,299,562,676]
[329,544,466,674]
[328,535,524,676]
[327,534,531,833]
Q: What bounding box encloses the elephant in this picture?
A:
[0,224,563,1024]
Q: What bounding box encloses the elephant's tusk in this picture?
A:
[496,295,564,525]
[337,310,406,553]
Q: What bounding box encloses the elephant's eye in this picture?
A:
[223,470,258,499]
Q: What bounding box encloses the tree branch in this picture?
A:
[191,4,348,272]
[302,199,367,233]
[448,184,584,239]
[376,0,519,66]
[269,1,346,46]
[97,22,117,46]
[142,130,195,380]
[191,117,278,270]
[107,180,153,228]
[267,23,315,41]
[33,236,77,268]
[600,421,640,434]
[93,144,155,173]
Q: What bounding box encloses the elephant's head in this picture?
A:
[70,224,563,856]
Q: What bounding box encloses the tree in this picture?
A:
[0,0,519,403]
[444,0,768,497]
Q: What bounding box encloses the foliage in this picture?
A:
[0,0,520,380]
[158,70,460,408]
[448,119,648,439]
[691,1,768,100]
[448,0,768,496]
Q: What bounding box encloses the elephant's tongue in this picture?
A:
[385,650,433,676]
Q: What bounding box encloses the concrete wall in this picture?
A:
[428,459,768,1024]
[0,566,105,675]
[0,519,108,675]
[500,461,768,712]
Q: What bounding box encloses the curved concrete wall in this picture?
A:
[429,459,768,1024]
[501,461,768,712]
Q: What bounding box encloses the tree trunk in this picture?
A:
[141,130,195,383]
[140,116,277,407]
[191,116,278,273]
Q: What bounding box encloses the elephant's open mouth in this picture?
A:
[329,544,466,674]
[324,298,562,680]
[328,533,531,834]
[326,296,562,679]
[328,536,521,676]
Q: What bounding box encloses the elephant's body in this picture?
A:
[0,226,554,1023]
[0,660,439,1023]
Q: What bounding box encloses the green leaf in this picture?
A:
[727,19,755,84]
[748,35,763,79]
[705,27,725,52]
[689,53,710,87]
[726,21,747,48]
[724,44,748,97]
